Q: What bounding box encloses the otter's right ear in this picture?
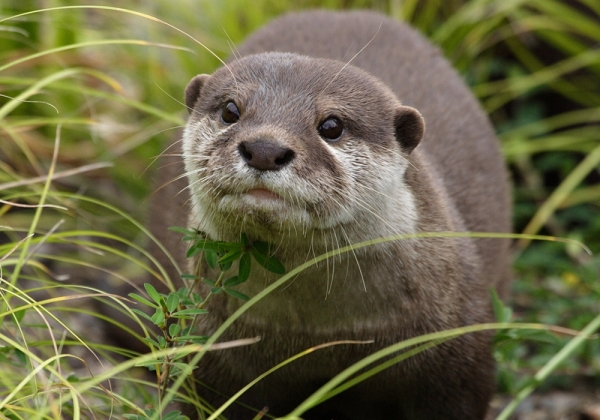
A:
[394,106,425,154]
[185,74,211,113]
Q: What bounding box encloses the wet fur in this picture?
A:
[150,10,511,420]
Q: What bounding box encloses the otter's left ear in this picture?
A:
[394,106,425,154]
[185,74,211,113]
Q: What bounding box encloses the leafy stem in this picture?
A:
[128,227,285,417]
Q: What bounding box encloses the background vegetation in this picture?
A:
[1,0,599,418]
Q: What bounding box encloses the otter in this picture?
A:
[150,10,511,420]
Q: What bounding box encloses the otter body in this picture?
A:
[154,10,511,420]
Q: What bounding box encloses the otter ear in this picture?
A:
[394,106,425,154]
[185,74,211,113]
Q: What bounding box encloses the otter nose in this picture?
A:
[238,141,295,171]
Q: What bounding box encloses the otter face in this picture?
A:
[182,52,424,245]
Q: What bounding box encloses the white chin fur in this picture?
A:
[218,193,312,224]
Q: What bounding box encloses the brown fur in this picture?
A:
[150,10,511,420]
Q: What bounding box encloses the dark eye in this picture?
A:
[318,117,344,141]
[221,101,240,124]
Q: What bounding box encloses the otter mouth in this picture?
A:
[216,185,288,214]
[246,188,281,201]
[203,178,318,232]
[212,185,311,235]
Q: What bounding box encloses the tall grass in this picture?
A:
[1,0,599,418]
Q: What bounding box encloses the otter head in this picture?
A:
[182,52,424,247]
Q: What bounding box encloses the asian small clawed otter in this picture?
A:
[152,10,511,420]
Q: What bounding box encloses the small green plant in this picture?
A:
[127,229,285,418]
[492,290,561,391]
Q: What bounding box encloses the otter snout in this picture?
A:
[238,140,295,171]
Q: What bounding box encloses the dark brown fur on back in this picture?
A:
[149,10,511,420]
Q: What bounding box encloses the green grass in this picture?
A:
[1,0,599,418]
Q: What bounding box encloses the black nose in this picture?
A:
[238,141,295,171]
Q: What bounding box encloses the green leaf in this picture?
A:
[171,308,208,317]
[174,335,208,344]
[219,260,233,271]
[180,273,198,280]
[205,249,218,268]
[180,297,193,306]
[14,309,26,323]
[159,297,168,311]
[218,249,244,265]
[166,293,179,313]
[202,278,216,287]
[189,336,209,344]
[224,276,245,287]
[14,349,27,364]
[169,323,181,337]
[238,252,251,282]
[211,287,223,294]
[193,239,223,252]
[186,238,223,258]
[168,226,197,236]
[490,289,512,322]
[158,336,167,347]
[251,241,270,255]
[129,293,158,308]
[163,410,187,420]
[241,232,250,247]
[131,308,153,322]
[224,288,250,301]
[186,244,203,258]
[251,249,286,274]
[144,283,162,305]
[66,372,80,383]
[151,309,165,326]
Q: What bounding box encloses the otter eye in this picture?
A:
[221,101,240,124]
[318,117,344,141]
